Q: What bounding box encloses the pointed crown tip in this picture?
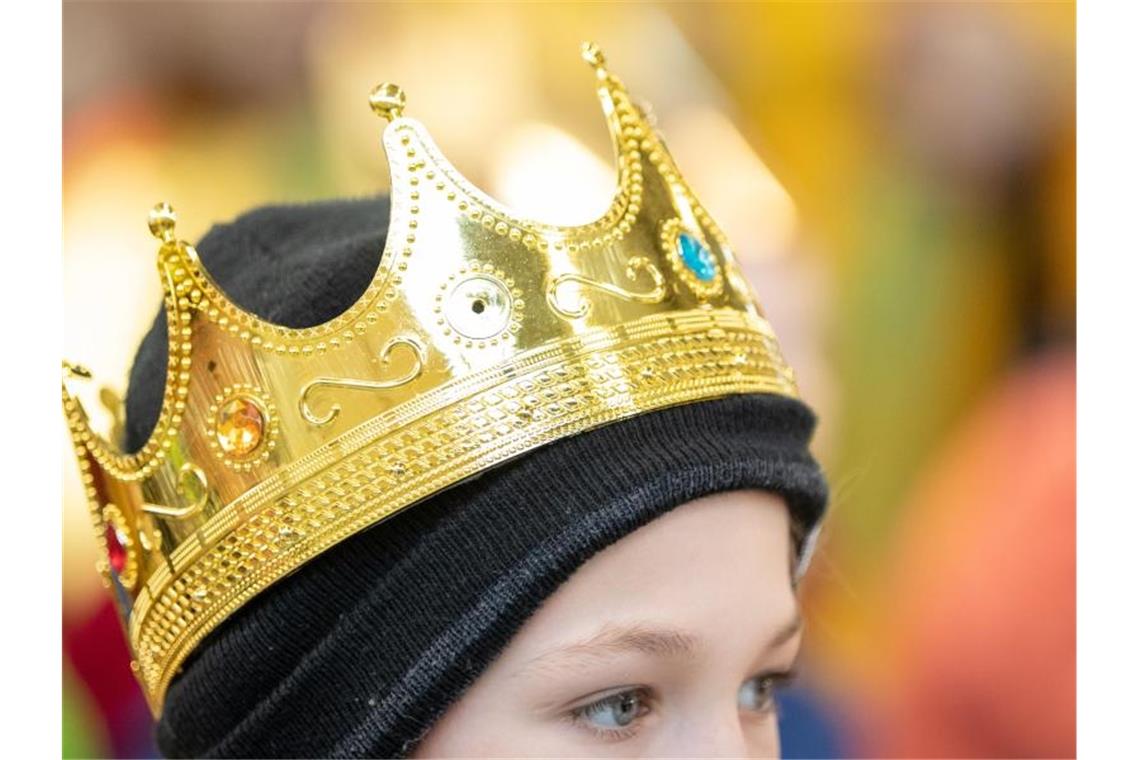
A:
[148,203,177,243]
[63,360,92,380]
[580,41,606,70]
[370,83,406,122]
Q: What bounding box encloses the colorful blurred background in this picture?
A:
[62,3,1075,757]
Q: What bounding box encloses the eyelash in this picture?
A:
[566,687,652,742]
[565,670,796,741]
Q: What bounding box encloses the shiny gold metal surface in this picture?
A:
[61,43,800,715]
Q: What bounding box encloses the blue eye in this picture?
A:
[738,675,779,713]
[573,689,648,733]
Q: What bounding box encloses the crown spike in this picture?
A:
[581,41,605,69]
[148,202,177,244]
[580,41,610,79]
[370,83,406,122]
[63,360,93,380]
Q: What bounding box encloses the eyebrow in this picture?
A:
[514,613,803,679]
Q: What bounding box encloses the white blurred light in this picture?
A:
[63,142,164,609]
[488,122,616,226]
[663,105,798,261]
[487,112,797,262]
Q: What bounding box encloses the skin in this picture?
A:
[415,489,802,758]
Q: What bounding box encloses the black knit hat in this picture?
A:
[124,197,828,758]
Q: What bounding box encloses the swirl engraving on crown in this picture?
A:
[298,335,427,426]
[546,256,668,318]
[141,463,208,520]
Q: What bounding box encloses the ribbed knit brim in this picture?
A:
[123,197,828,758]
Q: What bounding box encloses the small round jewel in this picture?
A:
[216,396,265,457]
[677,232,717,282]
[444,275,512,340]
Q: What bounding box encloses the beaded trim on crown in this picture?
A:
[61,43,800,716]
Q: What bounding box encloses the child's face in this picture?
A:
[415,489,801,757]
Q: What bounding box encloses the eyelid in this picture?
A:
[565,686,653,741]
[562,684,650,713]
[751,668,798,693]
[744,644,802,689]
[755,667,797,685]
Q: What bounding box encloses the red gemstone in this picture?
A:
[105,523,126,574]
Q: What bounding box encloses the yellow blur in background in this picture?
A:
[62,3,1074,758]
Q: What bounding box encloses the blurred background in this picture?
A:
[62,2,1075,758]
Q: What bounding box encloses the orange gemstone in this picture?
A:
[216,397,265,457]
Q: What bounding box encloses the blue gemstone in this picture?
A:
[677,232,717,282]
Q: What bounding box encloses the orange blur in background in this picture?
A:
[62,3,1075,757]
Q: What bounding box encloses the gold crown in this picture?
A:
[62,43,800,715]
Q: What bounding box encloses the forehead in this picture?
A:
[510,490,798,660]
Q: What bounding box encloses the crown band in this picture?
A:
[120,307,792,711]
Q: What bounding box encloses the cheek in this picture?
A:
[411,695,505,758]
[411,686,576,758]
[743,712,782,758]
